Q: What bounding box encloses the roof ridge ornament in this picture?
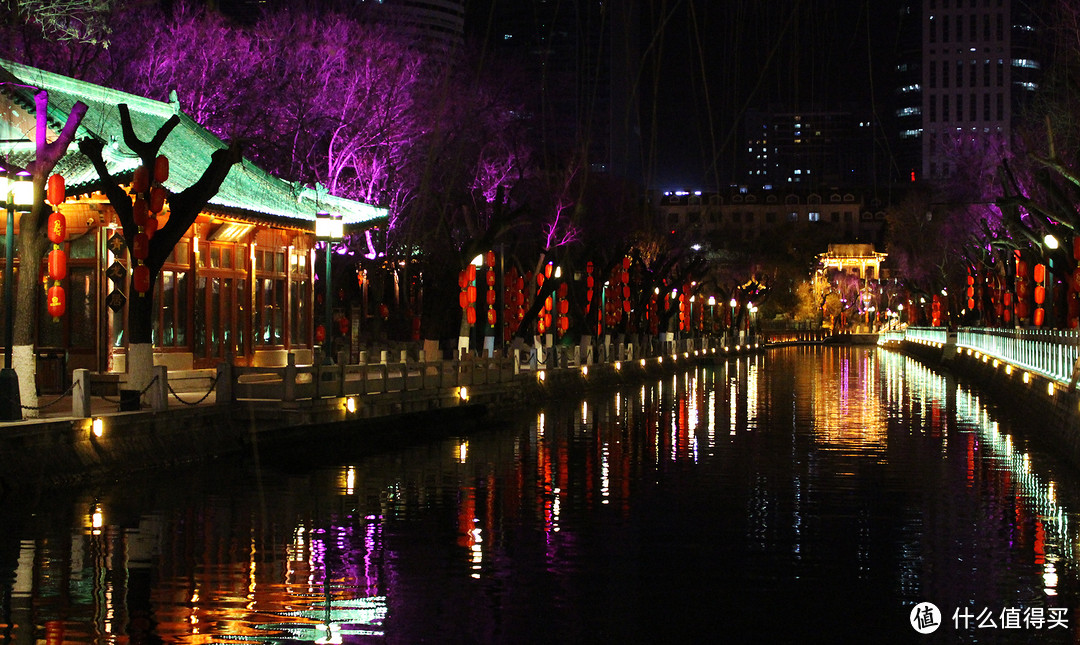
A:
[168,89,179,114]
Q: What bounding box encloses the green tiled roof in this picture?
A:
[0,59,386,228]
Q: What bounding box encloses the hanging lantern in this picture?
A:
[46,284,65,319]
[467,285,477,304]
[486,290,497,306]
[1034,263,1046,284]
[133,197,149,226]
[47,174,65,205]
[48,248,67,280]
[315,324,326,343]
[378,303,389,320]
[487,308,497,326]
[132,165,149,193]
[558,317,569,333]
[154,155,169,183]
[623,300,631,313]
[149,186,166,213]
[558,300,569,315]
[1034,307,1046,327]
[339,316,350,335]
[458,270,468,289]
[144,216,158,238]
[622,256,631,271]
[486,271,496,287]
[132,232,150,261]
[485,250,495,268]
[544,263,553,279]
[466,306,477,325]
[466,264,476,282]
[459,290,469,309]
[133,264,151,294]
[1035,285,1046,305]
[1017,259,1028,278]
[47,212,66,243]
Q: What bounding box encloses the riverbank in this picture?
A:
[0,343,754,492]
[882,336,1080,469]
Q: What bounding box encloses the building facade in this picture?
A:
[0,61,385,389]
[895,0,1044,180]
[657,188,886,244]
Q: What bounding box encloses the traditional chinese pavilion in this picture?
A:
[0,60,386,389]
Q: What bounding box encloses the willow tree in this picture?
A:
[80,104,240,394]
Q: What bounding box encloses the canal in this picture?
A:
[0,345,1077,643]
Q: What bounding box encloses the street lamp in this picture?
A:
[1,166,33,421]
[315,211,343,363]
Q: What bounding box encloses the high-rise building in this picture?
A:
[742,106,877,190]
[894,0,1044,181]
[467,1,642,185]
[364,0,466,55]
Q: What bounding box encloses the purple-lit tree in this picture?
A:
[80,105,241,394]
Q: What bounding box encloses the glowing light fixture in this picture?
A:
[346,397,357,413]
[92,417,104,438]
[459,386,469,401]
[1045,234,1060,250]
[537,370,546,382]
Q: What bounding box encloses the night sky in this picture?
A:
[642,0,898,189]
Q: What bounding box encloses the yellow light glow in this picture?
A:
[1006,365,1013,375]
[640,359,646,367]
[537,371,545,382]
[346,397,357,413]
[614,362,622,371]
[581,366,588,377]
[92,417,104,438]
[1048,381,1055,396]
[458,440,468,463]
[91,504,104,530]
[1023,372,1030,384]
[459,386,469,401]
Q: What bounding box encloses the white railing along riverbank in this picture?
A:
[884,326,1080,385]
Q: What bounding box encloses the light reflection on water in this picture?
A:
[0,346,1077,643]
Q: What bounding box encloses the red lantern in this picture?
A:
[486,271,496,287]
[154,155,169,183]
[1034,263,1046,284]
[967,298,975,310]
[466,306,477,325]
[1035,285,1046,305]
[545,296,553,311]
[558,300,569,315]
[623,300,631,313]
[1017,259,1028,278]
[486,290,497,306]
[378,303,389,320]
[47,212,66,243]
[132,165,149,193]
[558,317,569,333]
[467,285,477,304]
[315,324,326,342]
[466,264,476,282]
[47,174,65,205]
[133,197,148,226]
[485,250,495,268]
[46,284,65,318]
[487,308,497,326]
[1034,307,1046,326]
[339,316,350,334]
[622,256,631,271]
[459,291,469,309]
[48,248,67,280]
[133,264,151,293]
[149,186,166,213]
[458,270,468,289]
[144,216,158,238]
[132,232,150,260]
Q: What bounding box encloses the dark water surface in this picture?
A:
[1,346,1078,644]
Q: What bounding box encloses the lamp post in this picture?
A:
[315,211,343,363]
[1,166,32,421]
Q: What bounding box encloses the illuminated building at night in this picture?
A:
[0,60,385,387]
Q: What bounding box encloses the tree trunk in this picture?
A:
[12,203,50,416]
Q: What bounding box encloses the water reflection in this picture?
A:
[0,346,1077,642]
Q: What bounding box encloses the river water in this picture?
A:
[1,346,1077,644]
